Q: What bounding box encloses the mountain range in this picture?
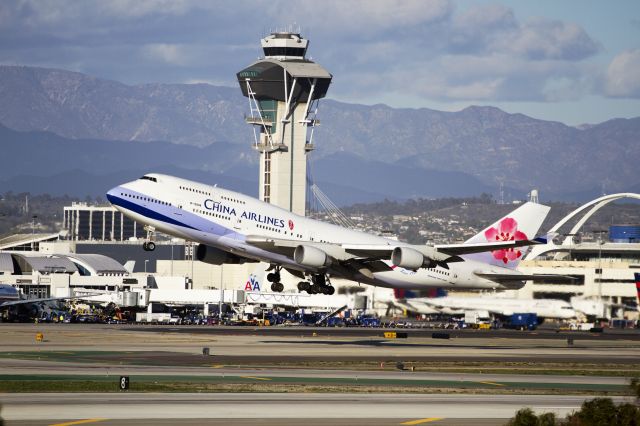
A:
[1,65,638,203]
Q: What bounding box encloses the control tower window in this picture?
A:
[263,47,306,57]
[139,176,157,182]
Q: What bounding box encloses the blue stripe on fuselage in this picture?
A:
[106,193,198,231]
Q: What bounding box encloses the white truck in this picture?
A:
[135,312,173,324]
[464,310,491,329]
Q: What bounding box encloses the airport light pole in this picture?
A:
[31,215,37,251]
[191,241,194,290]
[594,229,608,318]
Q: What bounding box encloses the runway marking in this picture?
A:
[49,418,107,426]
[240,375,272,381]
[478,380,506,387]
[401,418,444,425]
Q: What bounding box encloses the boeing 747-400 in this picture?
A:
[107,174,552,295]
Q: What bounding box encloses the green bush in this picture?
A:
[631,377,640,401]
[614,403,640,425]
[506,398,640,426]
[507,408,539,426]
[537,412,557,426]
[570,397,618,425]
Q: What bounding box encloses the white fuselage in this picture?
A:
[107,174,521,290]
[407,295,577,319]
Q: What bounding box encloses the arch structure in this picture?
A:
[525,193,640,260]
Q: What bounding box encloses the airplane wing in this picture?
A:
[473,271,578,285]
[0,295,79,308]
[245,235,545,269]
[474,271,578,282]
[389,299,440,315]
[416,298,507,316]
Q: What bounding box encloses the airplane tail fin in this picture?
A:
[123,261,135,274]
[464,202,550,269]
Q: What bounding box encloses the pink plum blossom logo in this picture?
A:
[484,217,528,264]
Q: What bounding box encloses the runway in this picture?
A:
[2,393,635,425]
[2,324,639,364]
[1,323,638,425]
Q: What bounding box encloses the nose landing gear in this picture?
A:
[142,226,156,251]
[267,267,284,292]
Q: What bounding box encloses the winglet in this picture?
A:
[123,261,136,274]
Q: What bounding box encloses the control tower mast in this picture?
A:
[237,32,332,216]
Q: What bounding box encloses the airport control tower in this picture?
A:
[237,32,332,215]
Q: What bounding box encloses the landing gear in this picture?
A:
[297,281,310,292]
[142,226,156,251]
[299,274,335,295]
[267,266,284,293]
[270,282,284,292]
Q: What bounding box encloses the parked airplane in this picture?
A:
[398,293,577,320]
[107,174,551,295]
[0,284,79,309]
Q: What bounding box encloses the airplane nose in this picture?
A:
[106,186,121,206]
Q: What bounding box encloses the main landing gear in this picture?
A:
[267,266,284,293]
[142,226,156,251]
[297,274,335,295]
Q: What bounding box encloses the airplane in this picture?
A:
[0,283,81,309]
[106,173,553,295]
[397,292,577,320]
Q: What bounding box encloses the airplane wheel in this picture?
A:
[146,241,156,251]
[276,282,284,292]
[297,281,307,292]
[312,275,326,286]
[142,242,150,251]
[306,285,316,295]
[270,283,279,292]
[267,272,280,282]
[327,286,335,296]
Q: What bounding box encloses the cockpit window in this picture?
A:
[140,176,157,182]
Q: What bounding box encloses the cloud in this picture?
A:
[0,0,608,105]
[144,44,187,65]
[503,17,600,61]
[604,49,640,98]
[448,3,518,54]
[268,0,454,39]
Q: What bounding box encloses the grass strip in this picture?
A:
[0,380,630,396]
[1,351,638,377]
[0,374,627,393]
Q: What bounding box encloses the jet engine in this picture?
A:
[293,245,332,268]
[391,246,438,269]
[195,244,247,265]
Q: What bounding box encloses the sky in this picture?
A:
[1,0,639,125]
